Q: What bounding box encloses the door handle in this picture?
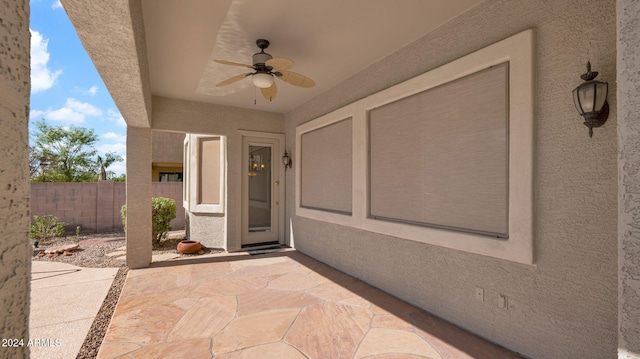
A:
[275,181,279,185]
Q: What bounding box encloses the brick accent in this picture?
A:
[30,181,184,233]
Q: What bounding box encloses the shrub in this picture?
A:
[121,197,177,246]
[151,197,177,244]
[31,215,65,244]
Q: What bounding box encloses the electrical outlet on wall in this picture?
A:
[475,287,484,302]
[498,294,508,309]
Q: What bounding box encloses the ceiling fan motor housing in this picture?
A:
[253,52,273,67]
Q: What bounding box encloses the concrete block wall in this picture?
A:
[30,181,184,233]
[31,183,98,232]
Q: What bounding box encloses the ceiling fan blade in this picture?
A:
[216,72,252,87]
[214,59,254,69]
[266,58,294,71]
[277,70,316,88]
[261,82,277,101]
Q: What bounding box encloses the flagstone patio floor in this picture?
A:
[97,249,522,359]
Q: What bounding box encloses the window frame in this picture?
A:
[295,29,534,264]
[368,63,509,237]
[188,134,226,214]
[299,116,353,215]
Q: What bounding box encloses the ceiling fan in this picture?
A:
[215,39,315,101]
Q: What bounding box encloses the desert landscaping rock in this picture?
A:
[106,251,126,257]
[44,243,79,254]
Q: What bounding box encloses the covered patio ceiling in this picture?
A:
[62,0,484,119]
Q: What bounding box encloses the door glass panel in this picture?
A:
[248,145,271,232]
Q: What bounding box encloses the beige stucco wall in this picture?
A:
[0,0,30,358]
[285,0,617,358]
[126,127,153,268]
[618,0,640,357]
[152,130,184,164]
[153,96,284,250]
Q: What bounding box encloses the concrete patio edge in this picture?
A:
[30,261,118,359]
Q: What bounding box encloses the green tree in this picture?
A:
[96,152,123,180]
[31,119,99,182]
[109,173,126,182]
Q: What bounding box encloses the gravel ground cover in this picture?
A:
[76,266,128,359]
[31,231,221,359]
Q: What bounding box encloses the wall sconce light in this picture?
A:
[248,154,264,177]
[573,61,609,138]
[282,150,292,169]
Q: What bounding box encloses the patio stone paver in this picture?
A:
[215,342,307,359]
[355,328,441,358]
[212,308,300,353]
[97,250,523,359]
[285,301,372,358]
[168,296,237,340]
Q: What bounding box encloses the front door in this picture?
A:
[241,135,284,247]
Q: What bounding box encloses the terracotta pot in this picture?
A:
[177,240,202,254]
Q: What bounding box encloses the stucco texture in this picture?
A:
[152,130,184,164]
[126,127,153,268]
[285,0,617,358]
[618,0,640,357]
[0,0,31,358]
[152,96,284,250]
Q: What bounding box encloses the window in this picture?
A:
[295,29,533,264]
[159,172,183,182]
[300,117,353,214]
[186,134,225,214]
[369,64,508,237]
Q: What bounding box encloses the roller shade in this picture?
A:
[300,118,353,214]
[369,63,509,236]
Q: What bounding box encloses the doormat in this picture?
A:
[248,247,284,256]
[242,241,280,248]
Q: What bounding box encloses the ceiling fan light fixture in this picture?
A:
[252,72,273,88]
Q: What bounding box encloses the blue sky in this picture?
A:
[29,0,126,175]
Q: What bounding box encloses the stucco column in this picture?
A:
[0,1,30,358]
[126,126,152,268]
[618,0,640,357]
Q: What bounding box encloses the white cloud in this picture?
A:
[102,132,126,143]
[97,143,126,155]
[86,85,98,96]
[30,29,62,93]
[29,109,46,120]
[73,85,99,96]
[51,0,62,9]
[107,109,126,127]
[109,156,126,176]
[30,98,102,125]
